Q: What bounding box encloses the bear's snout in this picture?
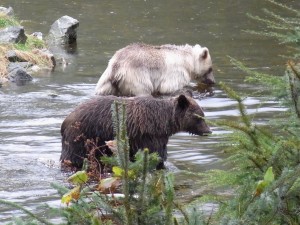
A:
[198,120,212,136]
[202,70,215,85]
[200,129,212,136]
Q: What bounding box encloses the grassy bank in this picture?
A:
[0,13,53,82]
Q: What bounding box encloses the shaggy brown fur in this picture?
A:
[60,95,211,169]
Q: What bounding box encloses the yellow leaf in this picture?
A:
[254,167,274,197]
[264,167,274,183]
[67,171,88,184]
[112,166,135,178]
[112,166,123,177]
[61,186,81,205]
[254,180,267,197]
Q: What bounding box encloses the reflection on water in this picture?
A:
[0,0,294,222]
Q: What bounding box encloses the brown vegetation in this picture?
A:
[0,46,9,79]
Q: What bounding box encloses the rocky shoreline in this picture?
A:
[0,6,79,86]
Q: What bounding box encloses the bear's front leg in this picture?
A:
[153,142,168,170]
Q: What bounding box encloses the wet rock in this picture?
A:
[6,50,18,62]
[31,32,43,40]
[6,50,26,62]
[48,15,79,45]
[7,62,34,73]
[47,91,59,98]
[0,26,27,44]
[0,6,14,16]
[7,67,33,86]
[0,77,8,87]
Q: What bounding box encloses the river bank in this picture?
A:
[0,6,78,86]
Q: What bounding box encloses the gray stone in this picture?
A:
[0,26,27,44]
[7,67,33,86]
[6,50,18,62]
[6,50,27,62]
[7,62,33,73]
[31,32,43,40]
[0,6,14,16]
[48,15,79,45]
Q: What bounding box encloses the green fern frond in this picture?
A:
[267,0,300,16]
[246,13,292,30]
[263,8,294,26]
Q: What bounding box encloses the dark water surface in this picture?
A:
[0,0,295,222]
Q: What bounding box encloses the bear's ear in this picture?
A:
[177,95,190,110]
[201,48,208,60]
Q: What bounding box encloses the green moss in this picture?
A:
[0,14,19,28]
[27,36,46,49]
[14,35,46,51]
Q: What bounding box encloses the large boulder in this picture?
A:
[0,26,27,44]
[48,15,79,45]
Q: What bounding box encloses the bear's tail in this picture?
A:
[95,66,118,95]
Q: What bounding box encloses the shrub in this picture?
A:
[195,1,300,224]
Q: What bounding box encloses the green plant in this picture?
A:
[197,80,300,224]
[193,2,300,222]
[246,0,300,51]
[0,14,19,28]
[14,36,46,51]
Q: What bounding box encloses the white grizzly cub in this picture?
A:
[95,43,215,96]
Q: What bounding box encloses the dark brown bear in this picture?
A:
[60,95,211,169]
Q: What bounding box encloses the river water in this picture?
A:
[0,0,296,222]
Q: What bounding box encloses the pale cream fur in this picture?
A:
[95,43,214,96]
